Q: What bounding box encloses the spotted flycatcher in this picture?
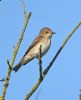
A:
[13,27,55,72]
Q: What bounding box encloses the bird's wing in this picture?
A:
[22,35,43,58]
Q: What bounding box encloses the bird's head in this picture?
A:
[39,27,56,38]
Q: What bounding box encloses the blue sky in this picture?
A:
[0,0,81,100]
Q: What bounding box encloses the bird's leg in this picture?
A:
[38,45,43,80]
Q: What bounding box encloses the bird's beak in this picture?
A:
[52,31,56,34]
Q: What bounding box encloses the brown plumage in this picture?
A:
[13,27,55,72]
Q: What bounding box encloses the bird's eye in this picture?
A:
[46,31,48,33]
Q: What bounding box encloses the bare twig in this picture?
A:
[21,0,26,18]
[38,45,43,80]
[1,1,31,99]
[7,60,12,70]
[24,22,81,100]
[24,79,43,100]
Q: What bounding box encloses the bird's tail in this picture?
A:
[13,61,22,72]
[13,57,34,72]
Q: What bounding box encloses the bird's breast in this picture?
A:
[41,38,51,56]
[27,38,51,58]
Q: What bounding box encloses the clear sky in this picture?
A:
[0,0,81,100]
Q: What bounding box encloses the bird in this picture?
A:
[13,27,55,72]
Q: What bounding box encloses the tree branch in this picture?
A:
[1,1,31,99]
[24,21,81,100]
[43,21,81,76]
[38,45,43,80]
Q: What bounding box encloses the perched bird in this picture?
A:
[13,27,55,72]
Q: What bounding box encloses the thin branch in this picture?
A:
[24,21,81,100]
[7,60,12,70]
[24,79,43,100]
[1,3,31,99]
[21,0,26,18]
[43,21,81,76]
[38,45,43,80]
